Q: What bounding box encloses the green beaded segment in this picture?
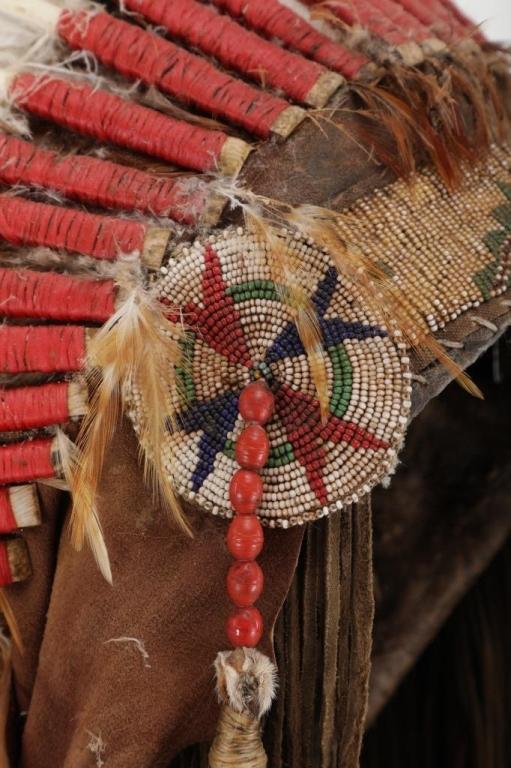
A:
[176,332,196,406]
[226,280,281,303]
[328,344,353,419]
[475,181,511,300]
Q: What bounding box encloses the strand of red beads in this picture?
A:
[225,380,275,648]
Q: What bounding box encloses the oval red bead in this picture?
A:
[229,469,263,515]
[226,606,263,648]
[239,381,275,425]
[227,561,264,608]
[226,515,264,561]
[235,425,270,470]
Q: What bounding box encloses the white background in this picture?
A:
[458,0,511,41]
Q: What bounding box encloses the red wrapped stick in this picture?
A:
[0,485,40,532]
[0,268,115,323]
[119,0,343,107]
[394,0,466,40]
[0,438,57,485]
[308,0,430,45]
[0,196,154,262]
[0,133,217,225]
[0,537,31,585]
[8,72,249,176]
[0,325,87,374]
[212,0,368,78]
[0,381,87,431]
[56,9,303,138]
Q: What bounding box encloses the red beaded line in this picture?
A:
[306,0,430,45]
[225,381,274,649]
[0,382,77,432]
[57,9,294,138]
[0,132,209,225]
[212,0,368,78]
[0,489,17,534]
[122,0,337,106]
[0,268,115,323]
[0,196,147,262]
[10,73,230,173]
[0,325,86,374]
[0,438,56,485]
[0,541,13,586]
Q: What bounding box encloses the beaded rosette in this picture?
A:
[129,227,411,527]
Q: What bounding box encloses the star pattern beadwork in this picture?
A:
[133,227,411,527]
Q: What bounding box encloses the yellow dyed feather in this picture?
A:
[70,264,190,583]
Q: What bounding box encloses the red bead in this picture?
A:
[227,561,264,607]
[226,606,263,648]
[239,381,275,425]
[229,469,263,515]
[226,515,264,560]
[235,425,270,470]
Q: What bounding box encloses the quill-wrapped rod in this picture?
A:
[0,381,87,432]
[0,485,40,533]
[211,0,368,78]
[120,0,343,107]
[0,68,249,176]
[0,195,171,268]
[3,0,304,140]
[0,325,90,374]
[0,267,115,323]
[0,132,221,226]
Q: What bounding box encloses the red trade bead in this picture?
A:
[226,606,263,648]
[235,424,270,470]
[227,515,264,560]
[229,468,263,515]
[227,561,264,607]
[239,381,275,425]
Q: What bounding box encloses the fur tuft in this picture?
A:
[214,647,277,720]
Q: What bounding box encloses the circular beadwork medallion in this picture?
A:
[130,227,411,527]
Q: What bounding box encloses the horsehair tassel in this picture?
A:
[0,325,89,374]
[120,0,343,108]
[209,381,277,768]
[0,133,221,226]
[2,72,249,177]
[0,196,170,268]
[0,381,87,432]
[0,486,40,533]
[0,437,61,486]
[0,268,115,323]
[212,0,368,78]
[0,537,31,586]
